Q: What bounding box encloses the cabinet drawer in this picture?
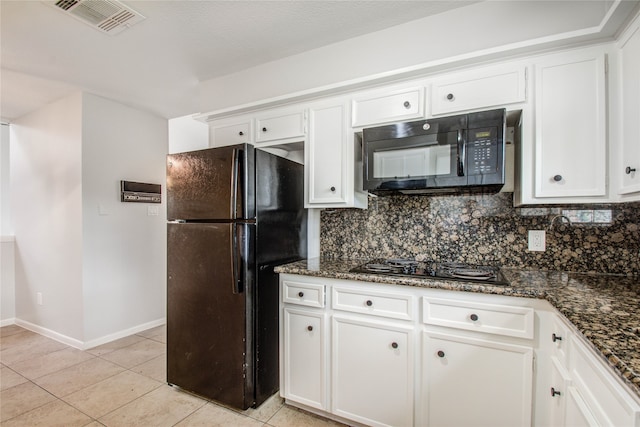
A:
[351,86,424,128]
[210,121,251,147]
[569,335,640,426]
[422,297,534,339]
[332,287,414,321]
[430,64,526,115]
[255,110,306,143]
[283,281,325,308]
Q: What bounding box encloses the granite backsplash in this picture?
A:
[320,193,640,276]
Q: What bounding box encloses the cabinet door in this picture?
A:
[534,51,607,198]
[548,356,572,427]
[619,20,640,195]
[423,331,533,427]
[255,110,306,143]
[352,86,424,128]
[332,316,414,427]
[430,64,526,115]
[307,103,348,205]
[565,386,599,427]
[283,308,326,410]
[210,120,251,147]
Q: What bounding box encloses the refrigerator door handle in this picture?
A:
[231,223,243,294]
[231,148,242,220]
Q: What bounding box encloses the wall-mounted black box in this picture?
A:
[120,180,161,203]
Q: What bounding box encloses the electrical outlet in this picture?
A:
[37,292,43,305]
[528,230,546,251]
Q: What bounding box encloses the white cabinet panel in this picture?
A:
[352,86,424,128]
[569,335,640,427]
[423,331,533,427]
[430,64,526,115]
[209,119,252,147]
[283,308,326,410]
[333,286,414,321]
[255,110,306,143]
[549,356,572,427]
[422,296,534,339]
[534,51,607,198]
[565,386,600,427]
[332,315,414,427]
[282,280,325,308]
[306,103,347,205]
[619,18,640,195]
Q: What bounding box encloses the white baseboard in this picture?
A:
[0,317,16,327]
[13,317,166,350]
[82,318,166,350]
[15,319,85,349]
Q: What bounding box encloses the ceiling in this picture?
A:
[0,0,478,122]
[1,0,638,122]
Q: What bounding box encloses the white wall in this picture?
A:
[81,93,167,343]
[1,123,11,235]
[168,114,208,154]
[197,1,611,114]
[11,93,85,341]
[1,123,15,325]
[10,92,167,346]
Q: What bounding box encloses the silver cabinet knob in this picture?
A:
[446,93,454,101]
[553,175,563,182]
[403,101,411,109]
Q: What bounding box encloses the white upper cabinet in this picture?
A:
[306,99,367,209]
[515,45,610,206]
[351,85,425,128]
[430,63,526,116]
[254,108,306,144]
[618,15,640,196]
[534,48,607,199]
[209,117,252,147]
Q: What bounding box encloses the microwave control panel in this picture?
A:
[467,128,498,175]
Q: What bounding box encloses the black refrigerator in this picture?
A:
[166,144,306,410]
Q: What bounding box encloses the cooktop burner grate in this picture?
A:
[350,258,508,286]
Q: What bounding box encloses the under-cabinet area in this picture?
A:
[278,272,640,427]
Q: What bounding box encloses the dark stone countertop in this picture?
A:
[275,258,640,400]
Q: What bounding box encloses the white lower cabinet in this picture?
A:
[279,274,640,427]
[548,356,572,426]
[282,308,326,410]
[422,331,533,427]
[539,312,640,427]
[565,386,599,427]
[332,316,414,427]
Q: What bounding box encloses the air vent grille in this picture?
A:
[55,0,79,11]
[50,0,145,35]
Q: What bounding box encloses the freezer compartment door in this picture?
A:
[167,144,255,220]
[167,222,253,409]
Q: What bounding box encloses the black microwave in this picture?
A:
[362,108,506,195]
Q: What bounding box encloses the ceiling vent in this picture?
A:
[50,0,145,35]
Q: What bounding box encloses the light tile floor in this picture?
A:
[0,324,347,426]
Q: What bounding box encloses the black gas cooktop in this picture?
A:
[350,258,509,286]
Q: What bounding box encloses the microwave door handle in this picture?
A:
[457,130,465,176]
